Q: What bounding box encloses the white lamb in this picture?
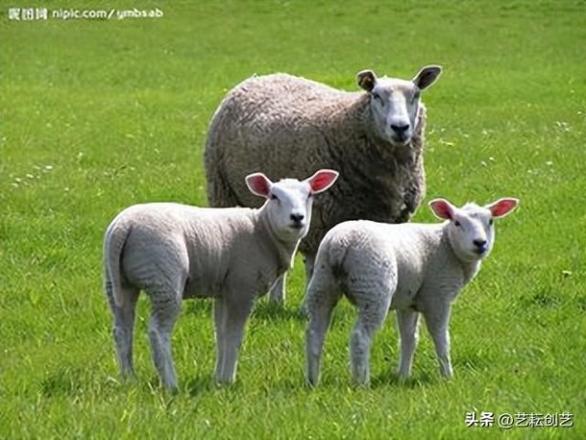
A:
[103,169,338,390]
[305,196,519,386]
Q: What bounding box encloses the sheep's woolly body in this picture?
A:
[314,221,479,313]
[205,73,427,258]
[105,203,291,302]
[305,220,481,386]
[103,202,298,389]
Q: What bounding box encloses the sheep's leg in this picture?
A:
[298,253,316,314]
[105,280,139,379]
[396,308,420,380]
[305,294,337,387]
[423,304,453,378]
[148,292,182,390]
[350,305,388,386]
[304,254,315,287]
[216,297,254,384]
[213,297,226,379]
[268,273,286,304]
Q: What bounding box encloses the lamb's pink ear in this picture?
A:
[245,172,272,198]
[429,198,455,220]
[306,169,339,194]
[486,198,519,218]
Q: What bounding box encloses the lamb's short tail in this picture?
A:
[305,231,349,305]
[103,219,132,308]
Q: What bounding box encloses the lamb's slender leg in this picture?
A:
[148,291,182,390]
[423,304,453,378]
[105,279,139,379]
[216,297,254,384]
[268,273,286,304]
[396,308,420,380]
[299,253,316,314]
[350,305,388,386]
[213,297,226,379]
[305,293,338,387]
[304,254,315,288]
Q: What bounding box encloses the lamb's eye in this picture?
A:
[271,194,279,200]
[412,92,420,102]
[454,221,461,227]
[489,218,494,226]
[308,193,313,199]
[372,93,383,103]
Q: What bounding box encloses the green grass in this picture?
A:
[1,0,585,438]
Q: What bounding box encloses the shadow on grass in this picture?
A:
[185,375,215,396]
[184,374,252,397]
[370,370,437,388]
[182,297,306,322]
[41,368,84,397]
[41,367,124,397]
[183,300,213,317]
[251,301,306,322]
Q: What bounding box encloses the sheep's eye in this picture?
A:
[454,221,461,227]
[489,218,494,226]
[271,194,279,200]
[412,92,420,102]
[372,93,383,103]
[308,193,313,199]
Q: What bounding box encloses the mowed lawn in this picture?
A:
[1,0,585,438]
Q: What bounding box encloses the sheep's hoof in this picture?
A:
[165,385,179,395]
[397,374,411,385]
[305,377,319,389]
[215,377,236,387]
[298,303,309,317]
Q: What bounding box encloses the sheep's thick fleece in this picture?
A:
[103,202,295,389]
[305,220,480,386]
[106,203,290,304]
[205,73,427,258]
[312,221,479,311]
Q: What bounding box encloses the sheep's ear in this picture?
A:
[245,172,272,198]
[306,169,339,194]
[413,65,442,90]
[357,70,377,92]
[429,198,455,220]
[486,198,519,218]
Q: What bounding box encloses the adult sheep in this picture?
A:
[204,65,442,304]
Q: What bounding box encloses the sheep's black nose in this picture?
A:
[473,239,487,248]
[391,124,410,134]
[290,214,304,223]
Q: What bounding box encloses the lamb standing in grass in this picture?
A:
[305,197,519,386]
[205,65,442,304]
[103,169,338,390]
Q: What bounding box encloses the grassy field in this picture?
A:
[1,0,585,438]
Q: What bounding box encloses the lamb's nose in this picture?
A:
[391,124,410,134]
[473,239,487,248]
[290,213,304,223]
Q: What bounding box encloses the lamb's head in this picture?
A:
[357,65,442,146]
[246,169,339,242]
[430,197,519,262]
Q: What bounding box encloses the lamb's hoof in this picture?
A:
[397,374,410,385]
[298,303,309,318]
[306,376,319,389]
[215,377,236,387]
[268,297,285,306]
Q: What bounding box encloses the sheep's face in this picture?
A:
[357,66,442,146]
[429,198,519,263]
[246,170,339,243]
